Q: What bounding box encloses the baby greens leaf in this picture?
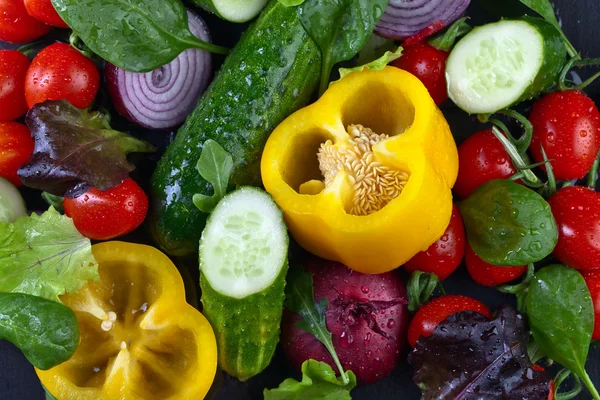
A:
[410,306,551,400]
[51,0,228,72]
[264,359,357,400]
[428,18,472,52]
[193,140,234,214]
[460,179,558,266]
[19,100,155,198]
[285,266,349,384]
[0,293,79,370]
[297,0,389,95]
[330,46,402,87]
[527,265,600,399]
[0,207,98,303]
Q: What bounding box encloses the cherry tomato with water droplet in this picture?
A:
[391,43,448,105]
[0,50,31,121]
[530,91,600,181]
[64,178,148,240]
[407,295,491,347]
[582,270,600,341]
[465,243,527,286]
[548,186,600,271]
[404,204,465,280]
[0,0,51,43]
[25,43,100,109]
[454,129,518,200]
[24,0,69,28]
[0,122,34,187]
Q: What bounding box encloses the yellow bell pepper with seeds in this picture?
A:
[37,242,217,400]
[261,66,458,274]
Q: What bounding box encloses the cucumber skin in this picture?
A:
[150,0,321,257]
[200,264,288,381]
[191,0,266,23]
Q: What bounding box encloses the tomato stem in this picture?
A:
[580,369,600,400]
[69,33,96,59]
[407,271,440,313]
[496,110,534,154]
[587,150,600,189]
[553,369,583,400]
[541,146,557,197]
[491,126,542,187]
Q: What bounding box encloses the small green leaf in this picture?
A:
[330,46,402,86]
[519,0,559,25]
[278,0,305,5]
[459,179,558,266]
[44,386,57,400]
[428,18,472,52]
[41,192,64,213]
[0,293,79,370]
[193,140,234,213]
[356,33,397,65]
[264,360,357,400]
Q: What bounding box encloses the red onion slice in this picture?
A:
[375,0,471,40]
[105,10,213,130]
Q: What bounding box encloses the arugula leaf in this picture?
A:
[330,46,402,87]
[19,100,155,198]
[0,207,98,303]
[527,265,600,399]
[285,266,349,383]
[278,0,305,5]
[428,18,472,52]
[51,0,228,72]
[0,293,79,370]
[192,140,234,213]
[298,0,389,95]
[264,359,357,400]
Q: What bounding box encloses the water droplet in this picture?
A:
[387,319,395,328]
[361,286,369,294]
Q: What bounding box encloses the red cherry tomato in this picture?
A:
[465,243,527,287]
[64,178,148,240]
[25,43,100,109]
[405,204,465,280]
[582,270,600,341]
[530,91,600,181]
[24,0,69,28]
[391,43,448,105]
[455,129,518,200]
[407,294,492,347]
[0,50,30,121]
[0,0,51,43]
[532,365,554,400]
[0,122,34,187]
[548,186,600,271]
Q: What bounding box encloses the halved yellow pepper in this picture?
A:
[261,66,458,274]
[37,242,217,400]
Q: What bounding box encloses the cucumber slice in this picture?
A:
[446,17,566,114]
[0,178,27,223]
[192,0,268,23]
[200,186,288,299]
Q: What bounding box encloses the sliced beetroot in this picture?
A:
[281,257,410,385]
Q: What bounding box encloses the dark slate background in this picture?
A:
[2,0,600,399]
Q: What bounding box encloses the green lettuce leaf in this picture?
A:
[331,46,403,86]
[193,140,234,214]
[0,207,98,303]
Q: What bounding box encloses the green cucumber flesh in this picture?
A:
[200,187,288,299]
[193,0,268,23]
[446,17,566,114]
[0,178,27,223]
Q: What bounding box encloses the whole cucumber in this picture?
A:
[150,0,321,256]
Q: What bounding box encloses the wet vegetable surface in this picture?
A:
[2,0,600,399]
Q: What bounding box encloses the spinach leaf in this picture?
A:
[264,359,357,400]
[298,0,389,95]
[0,293,79,370]
[50,0,228,73]
[459,179,558,266]
[330,46,402,87]
[19,100,155,198]
[0,207,98,303]
[410,306,551,400]
[428,18,472,52]
[193,140,234,213]
[527,265,600,399]
[284,266,349,384]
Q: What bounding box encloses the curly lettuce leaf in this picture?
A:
[331,46,403,87]
[0,207,98,303]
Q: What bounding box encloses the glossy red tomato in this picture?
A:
[548,186,600,271]
[391,43,448,105]
[530,91,600,181]
[0,122,34,187]
[405,204,465,280]
[0,50,30,121]
[582,270,600,340]
[25,43,100,109]
[0,0,51,43]
[465,243,527,286]
[454,129,518,200]
[64,178,148,240]
[407,294,492,347]
[24,0,68,28]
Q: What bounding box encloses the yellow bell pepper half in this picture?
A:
[261,66,458,274]
[37,242,217,400]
